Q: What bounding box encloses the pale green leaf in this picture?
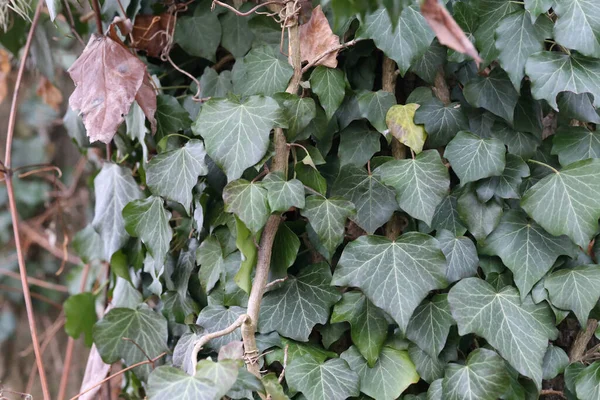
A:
[147,366,219,400]
[576,361,600,400]
[73,225,104,263]
[427,379,443,400]
[259,263,341,341]
[542,345,569,380]
[300,196,355,257]
[525,0,553,22]
[406,294,453,359]
[234,217,256,294]
[195,358,240,398]
[332,233,447,331]
[552,126,600,167]
[223,179,269,234]
[262,172,305,213]
[92,163,142,260]
[413,98,468,148]
[448,278,557,386]
[262,373,289,400]
[197,67,233,98]
[331,291,389,367]
[357,90,396,133]
[196,305,246,350]
[341,346,419,400]
[126,101,149,164]
[232,46,293,96]
[473,0,520,63]
[193,96,285,181]
[545,265,600,326]
[408,344,445,383]
[445,131,506,184]
[463,69,519,123]
[386,104,427,154]
[310,66,346,121]
[481,210,576,298]
[457,187,503,241]
[377,150,449,225]
[437,230,479,283]
[196,235,224,293]
[338,121,381,167]
[287,355,360,400]
[64,293,96,347]
[553,0,600,58]
[521,158,600,247]
[442,348,510,400]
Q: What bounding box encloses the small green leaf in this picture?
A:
[545,265,600,326]
[576,361,600,400]
[262,373,289,400]
[146,140,208,212]
[310,66,346,121]
[457,187,503,241]
[123,196,173,265]
[271,222,300,279]
[448,278,557,387]
[259,263,341,341]
[223,180,269,234]
[155,95,192,138]
[338,121,381,167]
[445,131,506,184]
[431,193,467,236]
[476,154,530,200]
[414,98,468,148]
[407,344,445,383]
[463,69,519,123]
[197,235,224,293]
[174,4,221,61]
[357,90,396,133]
[410,39,446,83]
[473,0,520,63]
[437,230,479,283]
[64,293,96,347]
[265,337,336,366]
[219,11,253,58]
[234,217,257,294]
[521,158,600,247]
[406,294,453,359]
[331,291,389,367]
[94,306,168,380]
[195,358,240,398]
[377,150,449,225]
[552,126,600,167]
[332,233,447,332]
[553,0,600,58]
[525,0,553,22]
[386,104,427,154]
[232,46,293,96]
[300,196,355,257]
[295,164,327,196]
[442,348,510,400]
[542,345,569,380]
[73,225,104,263]
[287,354,360,400]
[273,93,316,140]
[196,305,246,351]
[262,172,305,213]
[193,96,285,181]
[341,346,419,400]
[147,365,219,400]
[557,92,600,124]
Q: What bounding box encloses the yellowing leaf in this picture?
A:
[386,104,427,153]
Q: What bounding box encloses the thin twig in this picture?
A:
[211,0,285,16]
[91,0,103,33]
[0,284,63,309]
[26,314,66,392]
[3,1,51,398]
[69,352,167,400]
[0,268,69,292]
[278,344,289,383]
[301,39,359,73]
[122,337,155,364]
[540,389,566,399]
[20,222,82,265]
[265,277,288,292]
[62,0,85,45]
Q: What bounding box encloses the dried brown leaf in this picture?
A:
[136,73,157,134]
[298,5,340,69]
[131,14,174,58]
[36,76,63,111]
[421,0,482,66]
[68,34,153,144]
[0,48,10,104]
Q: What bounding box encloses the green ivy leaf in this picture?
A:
[436,230,479,283]
[481,210,576,299]
[341,346,419,400]
[476,154,530,200]
[545,265,600,326]
[223,179,269,234]
[287,355,360,400]
[259,263,341,341]
[576,361,600,400]
[147,365,219,400]
[195,358,240,398]
[557,92,600,124]
[357,90,396,133]
[445,131,506,184]
[410,40,446,84]
[265,337,336,366]
[442,348,510,400]
[231,45,293,96]
[542,345,570,380]
[413,98,468,148]
[407,344,445,384]
[193,96,285,181]
[196,235,224,293]
[377,150,449,225]
[526,52,600,110]
[431,193,467,236]
[525,0,553,22]
[198,67,233,98]
[447,2,478,63]
[448,278,557,387]
[155,95,192,138]
[427,379,443,400]
[310,66,346,121]
[196,305,246,350]
[463,69,519,123]
[521,158,600,247]
[271,222,300,279]
[338,121,381,167]
[262,373,289,400]
[220,11,253,58]
[262,172,305,213]
[331,291,389,367]
[146,140,207,212]
[73,225,104,263]
[234,217,256,294]
[174,4,221,61]
[123,196,173,265]
[300,196,355,257]
[295,164,327,197]
[273,93,316,141]
[552,126,600,167]
[94,306,168,380]
[332,164,398,234]
[92,163,142,260]
[457,188,503,241]
[64,293,96,347]
[405,294,453,359]
[357,6,434,76]
[386,104,427,154]
[332,233,447,331]
[473,0,520,63]
[553,0,600,58]
[495,10,552,89]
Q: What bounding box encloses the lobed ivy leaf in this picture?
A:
[542,345,570,380]
[261,172,305,213]
[410,39,446,84]
[405,294,454,359]
[356,90,396,133]
[223,179,269,234]
[476,154,530,200]
[272,93,316,141]
[198,67,233,98]
[331,291,389,367]
[457,187,503,241]
[525,0,553,22]
[576,361,600,400]
[174,4,221,61]
[448,278,557,387]
[147,365,219,400]
[557,92,600,124]
[64,293,96,347]
[338,121,381,167]
[310,66,346,121]
[408,343,446,384]
[552,126,600,167]
[463,69,519,124]
[196,235,224,293]
[195,358,240,398]
[445,131,506,184]
[232,45,293,96]
[473,0,520,63]
[377,150,449,226]
[431,193,467,236]
[287,354,360,400]
[332,233,447,332]
[193,96,285,181]
[436,230,479,284]
[265,337,336,366]
[271,222,300,279]
[220,11,253,58]
[553,0,600,59]
[259,263,341,341]
[413,98,468,148]
[341,346,419,400]
[481,210,576,299]
[196,305,246,351]
[155,95,192,138]
[146,139,208,212]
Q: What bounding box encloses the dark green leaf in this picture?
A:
[232,46,293,96]
[463,69,519,123]
[262,172,305,213]
[542,345,569,380]
[287,355,360,400]
[576,361,600,400]
[156,95,192,138]
[220,11,253,58]
[557,92,600,124]
[271,222,300,279]
[457,187,503,241]
[437,230,478,283]
[414,98,468,148]
[553,0,600,58]
[174,5,221,61]
[338,121,381,167]
[197,235,224,293]
[273,93,316,140]
[64,293,96,346]
[552,126,600,167]
[406,294,453,359]
[357,90,396,133]
[445,131,506,184]
[196,305,246,350]
[223,179,269,234]
[473,0,520,63]
[310,66,346,121]
[431,193,467,236]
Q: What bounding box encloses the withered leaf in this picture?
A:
[298,5,340,69]
[36,76,63,111]
[0,48,10,104]
[420,0,482,66]
[131,14,174,58]
[68,34,155,144]
[136,74,157,134]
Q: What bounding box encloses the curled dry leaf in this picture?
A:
[420,0,482,66]
[67,34,156,144]
[0,48,10,104]
[131,14,174,58]
[36,76,63,111]
[298,5,340,69]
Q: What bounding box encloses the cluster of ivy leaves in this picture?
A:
[59,0,600,399]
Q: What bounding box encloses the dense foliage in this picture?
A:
[5,0,600,399]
